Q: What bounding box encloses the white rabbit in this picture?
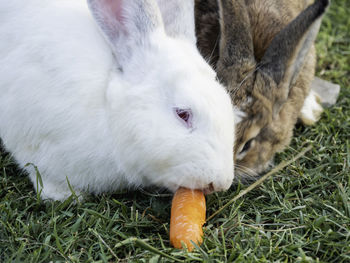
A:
[0,0,235,200]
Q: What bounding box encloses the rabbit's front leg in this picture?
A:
[299,90,324,125]
[30,174,81,201]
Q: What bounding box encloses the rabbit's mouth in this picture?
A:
[172,182,215,195]
[202,182,215,195]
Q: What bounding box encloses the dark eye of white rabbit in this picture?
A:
[174,108,193,129]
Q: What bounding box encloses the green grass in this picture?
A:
[1,1,349,262]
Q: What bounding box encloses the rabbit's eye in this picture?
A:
[240,138,254,154]
[174,108,193,129]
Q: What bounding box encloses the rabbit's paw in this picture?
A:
[38,180,81,201]
[300,90,324,125]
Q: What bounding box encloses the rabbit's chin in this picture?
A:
[159,166,233,194]
[166,183,215,195]
[234,160,273,183]
[166,182,229,195]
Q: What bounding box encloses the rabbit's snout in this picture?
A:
[202,182,215,195]
[189,180,229,195]
[192,175,232,195]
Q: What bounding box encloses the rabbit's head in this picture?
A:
[210,0,329,178]
[88,0,235,192]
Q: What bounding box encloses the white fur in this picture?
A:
[0,0,235,200]
[156,0,196,44]
[300,90,323,125]
[234,107,246,124]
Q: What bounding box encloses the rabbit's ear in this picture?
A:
[216,0,256,87]
[87,0,163,66]
[156,0,196,44]
[259,0,329,113]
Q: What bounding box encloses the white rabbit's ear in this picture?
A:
[156,0,196,44]
[87,0,163,65]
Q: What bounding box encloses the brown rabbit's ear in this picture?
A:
[259,0,329,114]
[216,0,256,87]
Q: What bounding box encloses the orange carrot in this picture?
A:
[169,187,206,251]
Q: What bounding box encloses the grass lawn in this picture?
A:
[1,0,349,262]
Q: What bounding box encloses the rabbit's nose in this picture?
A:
[203,182,215,195]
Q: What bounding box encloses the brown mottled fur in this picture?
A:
[195,0,328,178]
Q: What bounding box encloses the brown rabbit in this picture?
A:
[195,0,329,178]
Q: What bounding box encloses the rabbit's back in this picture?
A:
[195,0,314,63]
[0,0,124,197]
[0,0,114,145]
[0,0,114,101]
[246,0,313,60]
[245,0,317,110]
